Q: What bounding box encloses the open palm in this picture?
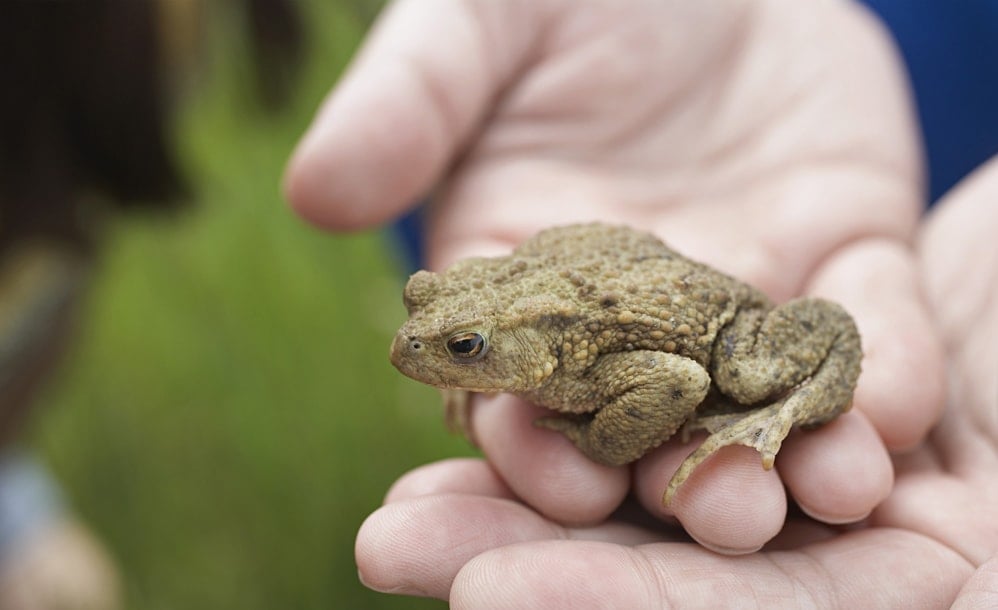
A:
[286,0,944,554]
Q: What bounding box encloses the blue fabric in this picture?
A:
[390,207,425,274]
[860,0,998,203]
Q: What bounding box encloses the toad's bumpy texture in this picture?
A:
[390,223,861,504]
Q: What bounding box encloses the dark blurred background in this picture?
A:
[20,1,468,607]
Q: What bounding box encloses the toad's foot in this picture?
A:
[663,393,802,505]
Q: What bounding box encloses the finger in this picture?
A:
[633,440,786,554]
[450,530,970,608]
[283,0,537,230]
[355,493,672,600]
[472,394,630,525]
[920,155,998,339]
[384,458,515,503]
[806,237,945,451]
[632,409,890,552]
[952,554,998,610]
[356,495,555,599]
[778,410,893,523]
[919,156,998,445]
[764,515,838,550]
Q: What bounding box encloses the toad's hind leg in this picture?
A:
[663,299,862,505]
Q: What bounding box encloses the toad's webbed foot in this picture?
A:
[664,395,796,505]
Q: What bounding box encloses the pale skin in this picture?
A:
[280,0,989,602]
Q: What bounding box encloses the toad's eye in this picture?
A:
[446,332,488,361]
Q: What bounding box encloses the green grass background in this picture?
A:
[27,2,470,608]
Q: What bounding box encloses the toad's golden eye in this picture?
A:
[446,332,488,361]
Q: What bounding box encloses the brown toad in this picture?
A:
[390,223,861,503]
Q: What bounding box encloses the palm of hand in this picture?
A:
[290,2,919,294]
[425,3,915,296]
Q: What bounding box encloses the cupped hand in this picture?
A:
[356,156,998,606]
[286,0,943,550]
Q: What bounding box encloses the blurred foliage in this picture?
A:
[28,1,470,608]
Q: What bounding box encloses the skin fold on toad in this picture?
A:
[390,223,861,504]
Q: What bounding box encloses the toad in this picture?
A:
[390,223,861,504]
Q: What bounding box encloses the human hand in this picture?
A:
[354,155,998,606]
[286,0,943,550]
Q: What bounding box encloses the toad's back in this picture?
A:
[509,224,771,367]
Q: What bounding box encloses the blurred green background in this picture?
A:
[26,1,470,608]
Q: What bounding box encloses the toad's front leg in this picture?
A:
[534,351,710,466]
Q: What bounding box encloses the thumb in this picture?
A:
[919,154,998,340]
[283,0,538,231]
